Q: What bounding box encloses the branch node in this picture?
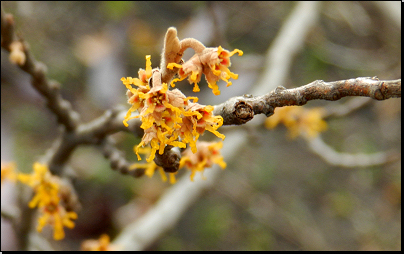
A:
[33,61,47,82]
[373,88,384,100]
[264,106,275,117]
[234,101,254,124]
[275,86,287,93]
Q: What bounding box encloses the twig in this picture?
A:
[305,136,401,167]
[214,77,401,126]
[101,136,146,178]
[42,106,140,175]
[323,97,372,118]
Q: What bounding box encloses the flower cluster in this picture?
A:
[122,27,242,180]
[81,234,119,251]
[167,46,243,95]
[18,162,77,240]
[265,106,328,139]
[180,141,226,181]
[131,141,226,183]
[122,55,225,163]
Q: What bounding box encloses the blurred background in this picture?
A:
[1,1,401,251]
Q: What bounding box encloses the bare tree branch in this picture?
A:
[40,106,142,175]
[214,77,401,126]
[122,77,401,174]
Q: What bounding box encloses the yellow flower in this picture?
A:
[81,234,119,251]
[180,141,226,181]
[122,55,153,127]
[123,56,191,162]
[299,108,328,138]
[27,181,60,209]
[139,55,153,83]
[167,46,243,95]
[36,201,78,240]
[204,46,243,95]
[18,162,60,208]
[168,54,203,92]
[1,161,17,184]
[18,162,77,240]
[180,103,225,153]
[18,162,50,187]
[265,107,327,139]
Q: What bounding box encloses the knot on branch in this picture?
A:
[233,101,254,125]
